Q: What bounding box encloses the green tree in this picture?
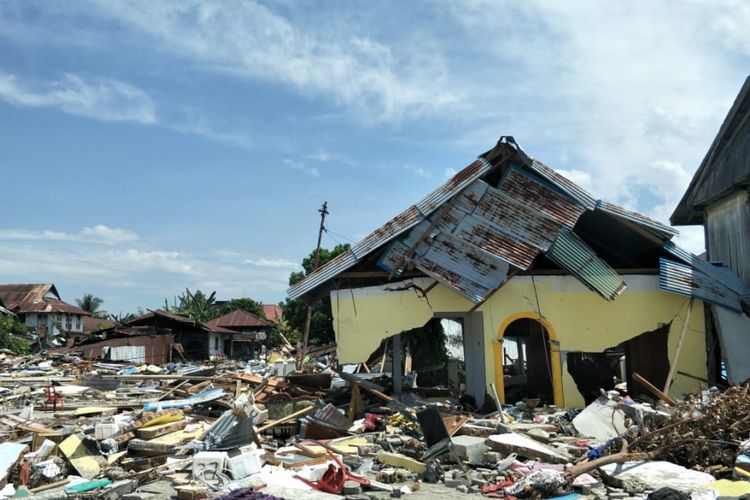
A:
[0,315,30,354]
[76,293,107,318]
[282,243,350,345]
[168,289,217,322]
[215,297,265,320]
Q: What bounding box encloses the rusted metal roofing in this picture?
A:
[415,158,492,216]
[350,206,423,259]
[528,159,597,210]
[46,299,89,315]
[288,156,493,301]
[547,229,627,300]
[414,232,510,302]
[288,139,678,304]
[125,309,235,335]
[498,167,585,227]
[206,309,270,330]
[81,334,175,365]
[664,241,746,295]
[0,284,59,312]
[287,249,358,300]
[659,257,742,312]
[596,200,677,239]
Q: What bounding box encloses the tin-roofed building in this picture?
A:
[287,137,740,408]
[0,284,89,346]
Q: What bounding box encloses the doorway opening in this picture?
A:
[502,318,555,405]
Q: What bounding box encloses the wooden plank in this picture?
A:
[633,371,677,405]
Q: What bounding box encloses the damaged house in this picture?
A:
[288,137,743,409]
[206,309,271,358]
[672,74,750,386]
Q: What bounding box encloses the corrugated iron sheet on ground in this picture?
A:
[547,230,626,300]
[659,257,742,312]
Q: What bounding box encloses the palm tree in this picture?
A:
[172,289,217,322]
[76,294,106,318]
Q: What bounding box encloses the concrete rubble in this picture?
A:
[1,350,750,500]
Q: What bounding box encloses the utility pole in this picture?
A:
[301,201,329,364]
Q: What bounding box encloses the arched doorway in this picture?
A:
[494,313,563,407]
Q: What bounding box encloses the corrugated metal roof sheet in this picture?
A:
[596,200,677,239]
[415,158,492,216]
[452,214,539,269]
[350,205,423,260]
[206,309,270,329]
[528,159,597,210]
[288,156,493,300]
[547,230,626,300]
[287,249,358,300]
[663,241,747,295]
[414,233,509,302]
[498,167,586,227]
[473,186,563,251]
[0,284,59,312]
[659,257,742,312]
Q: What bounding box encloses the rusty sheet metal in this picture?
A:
[473,186,563,251]
[350,205,423,259]
[81,334,175,365]
[547,230,626,300]
[498,167,586,227]
[596,200,677,239]
[377,240,412,276]
[413,232,509,302]
[287,249,358,300]
[529,159,597,209]
[659,257,742,311]
[415,158,492,216]
[452,214,539,269]
[664,241,746,295]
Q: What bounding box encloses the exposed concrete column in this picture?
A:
[392,333,402,395]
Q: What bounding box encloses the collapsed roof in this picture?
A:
[288,137,748,312]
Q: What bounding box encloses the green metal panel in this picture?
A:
[547,229,626,300]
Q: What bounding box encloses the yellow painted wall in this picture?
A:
[330,274,707,408]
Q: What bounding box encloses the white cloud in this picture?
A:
[444,167,458,179]
[86,1,459,122]
[0,71,156,124]
[244,257,299,269]
[0,225,138,245]
[283,158,320,177]
[403,163,430,178]
[307,149,354,165]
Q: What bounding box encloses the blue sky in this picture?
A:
[1,1,749,315]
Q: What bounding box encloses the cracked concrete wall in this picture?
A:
[330,274,707,408]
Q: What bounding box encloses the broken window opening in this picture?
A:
[502,318,554,405]
[567,350,624,405]
[567,324,671,405]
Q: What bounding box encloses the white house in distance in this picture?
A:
[0,284,89,345]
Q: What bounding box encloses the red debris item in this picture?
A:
[481,480,516,499]
[19,460,30,486]
[364,413,384,431]
[294,450,370,494]
[44,385,64,411]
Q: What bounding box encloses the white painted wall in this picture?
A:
[24,312,84,336]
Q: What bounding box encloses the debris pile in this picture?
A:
[1,349,750,499]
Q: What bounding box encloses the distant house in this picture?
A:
[206,309,271,358]
[263,304,283,323]
[123,309,234,360]
[0,284,89,346]
[672,75,750,385]
[82,315,116,334]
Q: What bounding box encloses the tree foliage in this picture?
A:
[0,315,30,354]
[282,243,350,345]
[166,288,217,322]
[76,293,107,318]
[215,297,265,319]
